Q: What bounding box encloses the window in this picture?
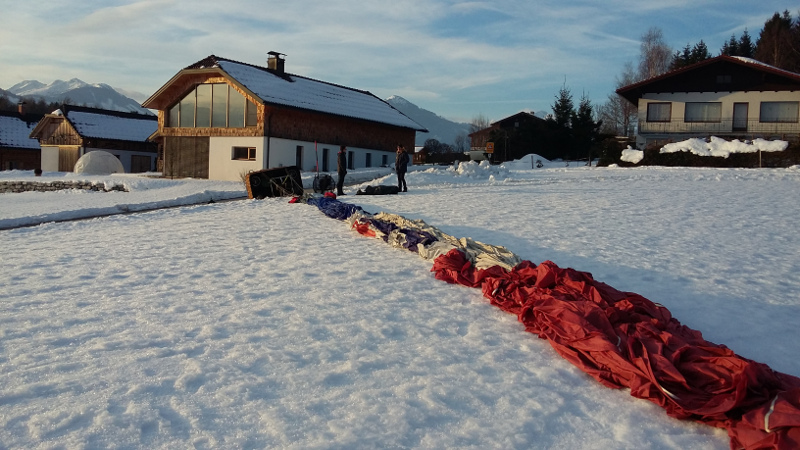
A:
[381,155,388,167]
[322,148,329,172]
[760,101,799,123]
[229,88,246,127]
[168,83,258,128]
[232,147,256,161]
[365,152,372,168]
[179,94,196,127]
[646,103,671,122]
[195,84,212,127]
[348,151,354,170]
[246,101,258,127]
[295,146,303,169]
[716,75,732,84]
[685,102,722,123]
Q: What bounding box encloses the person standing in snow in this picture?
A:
[395,144,409,192]
[336,145,348,196]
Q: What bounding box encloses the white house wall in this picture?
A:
[638,91,800,122]
[207,136,399,181]
[636,91,800,147]
[209,136,267,182]
[41,146,59,172]
[267,137,396,173]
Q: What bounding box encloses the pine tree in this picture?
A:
[550,85,575,160]
[738,29,755,58]
[571,95,600,162]
[755,11,796,70]
[671,44,692,70]
[552,85,574,129]
[721,35,738,56]
[690,40,711,62]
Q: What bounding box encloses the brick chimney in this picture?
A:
[267,51,286,75]
[17,101,26,115]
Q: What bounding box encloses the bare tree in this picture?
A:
[469,114,491,133]
[599,62,638,136]
[638,27,673,80]
[453,132,469,153]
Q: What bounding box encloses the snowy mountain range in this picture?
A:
[4,79,152,115]
[386,96,471,147]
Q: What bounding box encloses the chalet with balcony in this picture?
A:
[617,55,800,149]
[0,105,42,171]
[29,105,158,173]
[142,53,427,181]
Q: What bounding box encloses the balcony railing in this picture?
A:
[639,118,800,138]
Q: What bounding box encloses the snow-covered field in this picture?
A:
[1,159,799,449]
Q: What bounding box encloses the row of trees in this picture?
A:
[0,95,73,115]
[599,10,800,137]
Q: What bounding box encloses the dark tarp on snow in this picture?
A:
[246,166,304,199]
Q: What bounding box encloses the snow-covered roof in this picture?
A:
[0,112,41,150]
[62,106,157,142]
[176,56,426,131]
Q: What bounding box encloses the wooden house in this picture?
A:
[142,53,427,181]
[469,111,546,161]
[617,55,800,149]
[0,106,42,171]
[29,105,158,173]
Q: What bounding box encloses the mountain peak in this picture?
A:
[386,95,411,106]
[386,96,470,147]
[4,78,152,115]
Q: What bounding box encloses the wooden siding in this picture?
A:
[0,148,40,170]
[164,136,209,179]
[59,147,80,172]
[40,119,82,146]
[83,138,157,153]
[266,107,415,152]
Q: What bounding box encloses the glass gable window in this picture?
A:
[760,101,799,123]
[685,102,722,123]
[212,84,227,127]
[168,83,258,128]
[179,94,196,128]
[646,103,671,122]
[195,84,212,127]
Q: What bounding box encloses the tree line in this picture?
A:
[0,95,70,115]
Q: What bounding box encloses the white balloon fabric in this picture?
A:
[74,151,125,175]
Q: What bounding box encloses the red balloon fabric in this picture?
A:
[432,249,800,449]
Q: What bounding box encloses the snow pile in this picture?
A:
[502,153,550,169]
[453,160,509,180]
[73,150,125,175]
[621,146,644,164]
[661,136,789,158]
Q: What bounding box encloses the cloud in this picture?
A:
[1,0,791,121]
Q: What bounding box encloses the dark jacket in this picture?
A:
[337,150,347,174]
[395,150,410,173]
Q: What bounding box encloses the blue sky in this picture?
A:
[0,0,794,123]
